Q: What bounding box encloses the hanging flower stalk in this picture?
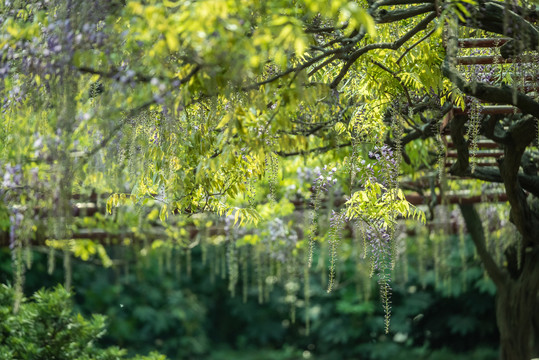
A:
[345,145,425,332]
[308,166,337,268]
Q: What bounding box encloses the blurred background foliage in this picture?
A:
[0,229,499,360]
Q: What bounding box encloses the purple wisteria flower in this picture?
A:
[313,165,338,192]
[360,144,399,189]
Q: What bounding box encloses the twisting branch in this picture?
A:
[77,64,201,87]
[459,204,507,287]
[443,60,539,246]
[472,168,539,198]
[448,114,471,175]
[77,66,153,83]
[370,0,434,11]
[448,121,539,198]
[375,3,436,23]
[498,119,539,247]
[77,65,201,86]
[468,2,539,58]
[448,114,539,198]
[442,61,539,117]
[489,0,539,20]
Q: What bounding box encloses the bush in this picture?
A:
[0,284,166,360]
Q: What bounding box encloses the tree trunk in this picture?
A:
[496,249,539,360]
[459,205,539,359]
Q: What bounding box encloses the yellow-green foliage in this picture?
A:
[1,0,480,333]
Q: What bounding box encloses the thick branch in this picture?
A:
[77,66,153,83]
[370,0,434,11]
[455,167,539,199]
[499,140,539,248]
[77,64,201,85]
[470,2,539,57]
[459,204,507,287]
[305,24,348,34]
[375,4,436,23]
[448,114,470,174]
[448,112,539,198]
[442,61,539,117]
[448,113,539,243]
[489,0,539,21]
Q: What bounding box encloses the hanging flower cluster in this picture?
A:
[263,218,298,263]
[361,144,399,189]
[327,209,345,293]
[314,165,338,190]
[308,165,339,267]
[347,144,424,333]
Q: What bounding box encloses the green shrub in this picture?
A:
[0,284,166,360]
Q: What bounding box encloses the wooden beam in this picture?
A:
[447,140,500,149]
[456,55,538,65]
[445,161,499,167]
[446,150,503,158]
[458,38,510,48]
[406,192,507,205]
[454,105,520,115]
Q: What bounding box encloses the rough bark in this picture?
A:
[460,204,539,360]
[419,2,539,358]
[496,248,539,360]
[471,1,539,57]
[459,204,506,287]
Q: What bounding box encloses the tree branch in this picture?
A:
[442,61,539,117]
[447,112,539,198]
[459,203,507,288]
[371,60,412,104]
[77,100,156,169]
[469,2,539,58]
[370,0,434,11]
[498,120,539,247]
[456,167,539,199]
[375,3,436,23]
[305,23,348,34]
[396,27,436,64]
[443,91,539,247]
[276,142,351,157]
[331,12,437,88]
[244,47,348,90]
